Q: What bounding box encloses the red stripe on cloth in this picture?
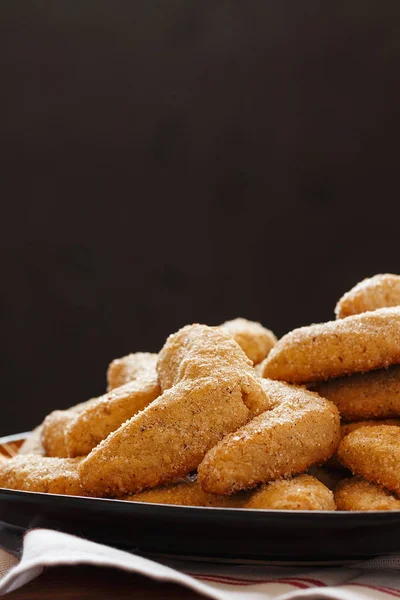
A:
[381,586,400,596]
[190,576,252,587]
[191,574,309,589]
[347,583,400,598]
[187,573,302,584]
[269,579,310,590]
[188,572,325,587]
[188,573,263,584]
[187,573,260,584]
[281,577,326,587]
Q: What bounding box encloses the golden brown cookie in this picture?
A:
[124,477,250,507]
[261,307,400,384]
[246,475,335,510]
[338,425,400,495]
[107,352,158,391]
[335,476,400,511]
[65,379,161,458]
[220,318,277,365]
[313,366,400,420]
[198,379,340,495]
[80,325,269,497]
[42,396,100,458]
[0,455,86,496]
[335,274,400,319]
[324,419,400,470]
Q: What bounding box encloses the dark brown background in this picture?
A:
[1,1,399,434]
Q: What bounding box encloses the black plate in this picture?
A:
[1,433,400,564]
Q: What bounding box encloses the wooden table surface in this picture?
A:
[7,565,204,599]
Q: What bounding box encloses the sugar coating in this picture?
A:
[262,307,400,384]
[220,318,277,365]
[0,455,86,496]
[246,475,336,511]
[42,396,100,458]
[336,274,400,319]
[80,325,269,497]
[65,379,161,458]
[338,425,400,495]
[107,352,159,391]
[41,354,160,459]
[198,379,340,495]
[124,476,250,507]
[314,366,400,420]
[335,476,400,511]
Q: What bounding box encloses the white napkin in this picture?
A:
[1,528,400,599]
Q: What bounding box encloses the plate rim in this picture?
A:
[1,431,400,517]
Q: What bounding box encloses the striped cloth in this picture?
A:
[1,529,400,599]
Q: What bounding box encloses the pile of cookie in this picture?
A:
[1,274,400,511]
